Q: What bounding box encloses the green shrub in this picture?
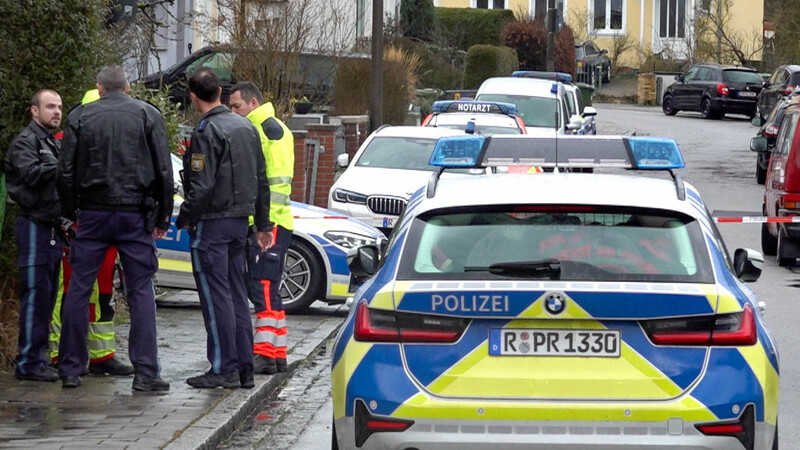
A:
[463,45,519,89]
[388,36,464,91]
[435,7,515,51]
[401,0,437,42]
[501,18,576,77]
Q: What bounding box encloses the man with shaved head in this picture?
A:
[3,89,63,382]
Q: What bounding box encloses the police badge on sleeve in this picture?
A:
[191,153,205,171]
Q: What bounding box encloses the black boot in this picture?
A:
[132,374,170,391]
[61,376,82,388]
[239,368,255,389]
[15,365,59,382]
[276,358,288,373]
[186,371,240,389]
[253,355,277,375]
[89,356,134,376]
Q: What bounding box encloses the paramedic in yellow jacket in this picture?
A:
[229,82,294,375]
[49,89,134,376]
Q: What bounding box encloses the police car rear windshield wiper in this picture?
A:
[464,259,561,279]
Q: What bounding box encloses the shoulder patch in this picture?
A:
[262,118,285,140]
[191,153,205,171]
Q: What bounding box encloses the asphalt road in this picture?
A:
[228,105,800,449]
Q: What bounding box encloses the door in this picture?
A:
[672,66,699,109]
[768,69,790,114]
[687,67,714,111]
[766,112,798,234]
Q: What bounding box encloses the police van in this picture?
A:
[331,134,778,449]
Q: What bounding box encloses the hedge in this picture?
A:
[463,44,519,89]
[501,18,576,78]
[435,7,515,51]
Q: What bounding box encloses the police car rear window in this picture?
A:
[477,94,557,128]
[398,205,714,283]
[435,124,522,135]
[355,137,439,171]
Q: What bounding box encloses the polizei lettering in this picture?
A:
[431,294,510,313]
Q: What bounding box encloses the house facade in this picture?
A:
[433,0,764,68]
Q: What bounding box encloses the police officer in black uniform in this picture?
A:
[3,89,64,382]
[57,66,174,390]
[176,68,272,389]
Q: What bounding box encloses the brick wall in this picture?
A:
[638,73,657,105]
[291,130,308,203]
[306,124,339,208]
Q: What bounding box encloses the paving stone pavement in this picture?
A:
[0,292,348,449]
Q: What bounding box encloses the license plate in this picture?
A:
[382,217,395,228]
[738,91,757,97]
[489,329,620,357]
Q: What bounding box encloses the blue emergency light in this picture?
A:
[429,135,485,167]
[512,71,573,83]
[628,137,685,170]
[432,100,518,115]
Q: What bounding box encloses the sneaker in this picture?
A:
[132,374,170,392]
[253,355,277,375]
[186,371,240,389]
[89,356,134,376]
[239,368,255,389]
[15,366,59,382]
[276,358,288,373]
[61,376,82,388]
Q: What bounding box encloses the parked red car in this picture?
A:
[752,95,800,265]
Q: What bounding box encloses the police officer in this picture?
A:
[229,82,294,375]
[177,68,272,389]
[57,66,174,390]
[3,89,63,382]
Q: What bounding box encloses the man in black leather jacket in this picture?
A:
[176,68,272,389]
[3,89,64,382]
[57,65,173,391]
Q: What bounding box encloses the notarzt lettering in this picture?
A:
[431,294,510,313]
[455,103,493,113]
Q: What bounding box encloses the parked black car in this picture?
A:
[662,63,764,119]
[756,65,800,119]
[575,40,611,85]
[751,98,791,184]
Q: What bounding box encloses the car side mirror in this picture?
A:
[734,248,763,282]
[750,136,768,152]
[751,116,764,127]
[336,153,350,168]
[674,75,683,82]
[601,49,608,55]
[567,115,583,131]
[582,106,597,117]
[347,244,380,287]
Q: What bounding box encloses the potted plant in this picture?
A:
[293,96,313,114]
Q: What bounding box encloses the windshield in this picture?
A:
[435,124,522,135]
[477,94,558,128]
[355,137,439,171]
[565,90,577,116]
[575,47,585,59]
[722,70,763,84]
[398,205,714,283]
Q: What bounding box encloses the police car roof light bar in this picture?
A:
[431,100,518,116]
[512,71,573,84]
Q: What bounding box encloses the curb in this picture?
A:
[164,320,342,450]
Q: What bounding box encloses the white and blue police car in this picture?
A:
[422,100,527,134]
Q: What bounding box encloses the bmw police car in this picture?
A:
[422,100,526,134]
[156,155,384,313]
[331,135,779,449]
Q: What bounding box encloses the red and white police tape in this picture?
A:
[714,216,800,224]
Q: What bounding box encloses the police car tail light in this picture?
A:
[644,305,756,346]
[354,400,414,447]
[695,404,755,450]
[354,302,467,343]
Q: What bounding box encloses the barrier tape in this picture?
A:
[714,216,800,224]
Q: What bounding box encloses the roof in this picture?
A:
[476,77,557,98]
[415,173,703,220]
[695,62,757,71]
[428,113,519,128]
[371,126,468,139]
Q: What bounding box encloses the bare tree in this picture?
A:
[608,31,636,74]
[691,0,765,66]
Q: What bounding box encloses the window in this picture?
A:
[721,70,763,85]
[682,66,699,82]
[355,137,439,171]
[694,67,712,82]
[593,0,624,32]
[533,0,567,20]
[356,0,365,37]
[474,0,506,9]
[185,52,234,81]
[478,94,559,129]
[775,113,798,157]
[658,0,686,39]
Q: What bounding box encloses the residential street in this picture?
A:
[228,104,800,449]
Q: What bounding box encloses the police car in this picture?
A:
[477,74,595,136]
[422,100,526,134]
[328,126,468,235]
[331,135,778,449]
[155,155,384,314]
[511,71,598,135]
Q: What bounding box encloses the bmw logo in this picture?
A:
[544,293,566,315]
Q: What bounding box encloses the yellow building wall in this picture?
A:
[726,0,764,62]
[566,0,649,69]
[437,0,469,7]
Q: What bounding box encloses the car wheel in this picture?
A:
[762,222,778,256]
[756,160,767,185]
[662,96,678,116]
[280,239,324,314]
[700,98,718,119]
[776,226,798,266]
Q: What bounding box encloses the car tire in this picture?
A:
[700,98,719,119]
[777,226,798,267]
[280,239,324,314]
[756,160,767,185]
[762,222,778,256]
[662,96,678,116]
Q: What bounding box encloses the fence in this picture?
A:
[574,64,605,91]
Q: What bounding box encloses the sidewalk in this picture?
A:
[0,292,347,449]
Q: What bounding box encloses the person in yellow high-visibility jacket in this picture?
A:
[48,89,133,376]
[229,82,294,375]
